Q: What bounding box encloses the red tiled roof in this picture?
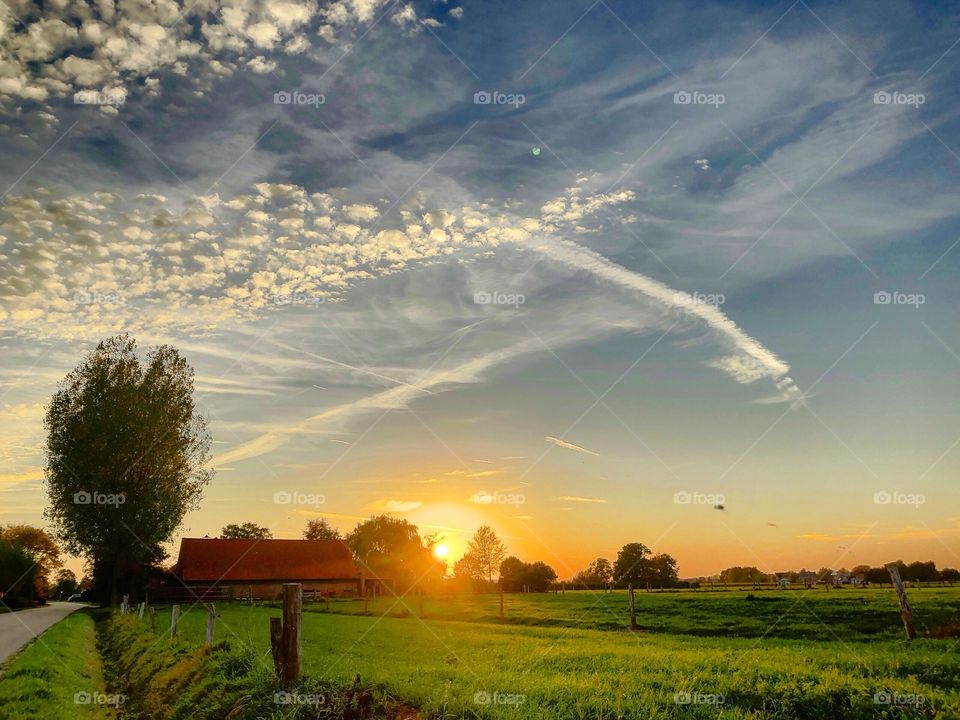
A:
[176,538,359,582]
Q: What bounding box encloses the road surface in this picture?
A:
[0,602,88,666]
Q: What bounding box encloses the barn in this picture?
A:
[173,537,362,600]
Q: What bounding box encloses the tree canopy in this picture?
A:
[44,335,212,604]
[303,518,341,541]
[220,522,273,540]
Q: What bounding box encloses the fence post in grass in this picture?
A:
[628,584,637,630]
[138,601,145,620]
[269,617,283,676]
[281,583,302,685]
[149,606,156,631]
[170,605,180,638]
[886,564,916,640]
[205,604,216,645]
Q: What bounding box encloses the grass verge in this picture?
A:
[0,609,116,720]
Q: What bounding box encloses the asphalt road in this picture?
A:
[0,602,88,666]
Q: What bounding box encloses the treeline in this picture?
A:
[569,543,682,589]
[709,561,960,585]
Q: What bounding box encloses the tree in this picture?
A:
[524,561,558,592]
[464,526,506,584]
[865,566,889,585]
[647,553,680,586]
[718,566,767,584]
[1,525,61,601]
[906,560,938,583]
[614,543,651,586]
[303,518,341,541]
[44,335,213,605]
[0,540,37,606]
[346,515,440,591]
[573,557,613,587]
[499,556,526,591]
[220,522,273,540]
[940,568,960,583]
[54,568,78,598]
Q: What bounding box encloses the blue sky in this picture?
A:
[1,0,958,576]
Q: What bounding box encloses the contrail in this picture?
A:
[526,236,802,402]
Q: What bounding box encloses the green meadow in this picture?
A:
[150,587,960,719]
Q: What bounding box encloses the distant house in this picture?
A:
[173,538,362,600]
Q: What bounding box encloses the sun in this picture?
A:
[433,543,449,559]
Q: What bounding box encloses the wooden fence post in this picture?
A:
[628,584,637,630]
[886,564,916,640]
[205,604,216,645]
[281,583,302,685]
[170,605,180,638]
[138,601,145,620]
[269,617,283,676]
[149,606,156,631]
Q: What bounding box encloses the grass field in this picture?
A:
[148,588,960,719]
[300,586,960,640]
[0,609,116,720]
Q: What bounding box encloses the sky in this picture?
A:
[1,0,958,580]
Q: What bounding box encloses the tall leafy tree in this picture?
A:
[220,522,273,539]
[613,542,651,586]
[346,515,439,590]
[44,335,212,604]
[463,525,506,584]
[303,518,341,541]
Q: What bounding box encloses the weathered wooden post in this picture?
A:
[149,606,156,631]
[138,601,145,620]
[281,583,302,685]
[170,605,180,638]
[269,617,283,676]
[628,584,637,630]
[205,604,216,645]
[886,563,916,640]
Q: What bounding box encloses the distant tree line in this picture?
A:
[705,561,960,586]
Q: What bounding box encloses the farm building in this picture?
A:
[172,537,363,601]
